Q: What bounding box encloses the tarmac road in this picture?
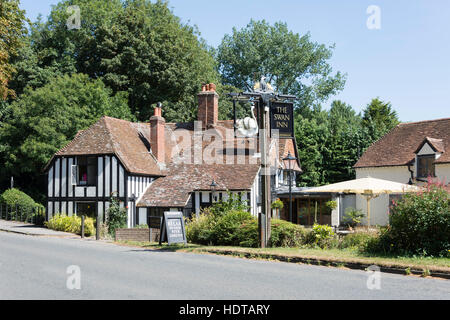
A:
[0,231,448,300]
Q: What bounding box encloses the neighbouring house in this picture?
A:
[353,117,450,225]
[44,83,301,227]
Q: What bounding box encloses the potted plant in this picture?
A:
[271,199,284,219]
[342,207,364,231]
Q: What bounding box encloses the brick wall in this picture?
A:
[115,228,161,242]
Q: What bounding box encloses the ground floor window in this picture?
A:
[76,202,96,218]
[281,197,332,226]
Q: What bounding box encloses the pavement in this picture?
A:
[0,231,449,300]
[0,219,78,238]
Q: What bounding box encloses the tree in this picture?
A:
[0,0,27,99]
[217,20,346,111]
[0,73,133,201]
[362,98,399,142]
[25,0,220,122]
[294,100,377,186]
[294,107,330,187]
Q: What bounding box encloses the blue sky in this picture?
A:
[20,0,450,122]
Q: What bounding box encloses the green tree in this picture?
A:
[294,107,330,187]
[362,98,399,142]
[294,100,377,186]
[217,19,346,111]
[0,73,133,201]
[25,0,220,122]
[0,0,27,99]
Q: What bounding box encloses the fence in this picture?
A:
[0,203,46,226]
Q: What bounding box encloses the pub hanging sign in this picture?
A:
[270,102,294,138]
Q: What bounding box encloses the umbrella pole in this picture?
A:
[366,196,372,228]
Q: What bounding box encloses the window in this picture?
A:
[417,155,435,178]
[76,157,97,186]
[76,202,96,218]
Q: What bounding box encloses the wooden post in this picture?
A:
[96,213,100,240]
[81,215,85,239]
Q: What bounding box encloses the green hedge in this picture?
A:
[269,219,308,247]
[0,188,44,223]
[46,214,95,236]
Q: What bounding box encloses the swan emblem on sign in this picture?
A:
[236,104,259,138]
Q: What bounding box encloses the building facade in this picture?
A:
[354,118,450,225]
[45,83,301,227]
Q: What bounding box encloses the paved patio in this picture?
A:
[0,219,77,238]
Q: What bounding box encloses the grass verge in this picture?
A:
[115,241,450,279]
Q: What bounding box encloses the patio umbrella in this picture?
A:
[306,177,421,226]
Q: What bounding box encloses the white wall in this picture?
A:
[355,166,411,226]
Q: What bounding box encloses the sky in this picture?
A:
[19,0,450,122]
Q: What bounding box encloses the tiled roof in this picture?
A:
[47,117,162,176]
[354,118,450,168]
[47,114,299,207]
[137,163,260,208]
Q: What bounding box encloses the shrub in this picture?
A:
[186,209,217,245]
[0,188,39,219]
[339,231,378,250]
[365,181,449,257]
[309,224,336,249]
[235,219,259,247]
[186,209,256,246]
[46,214,95,236]
[211,210,254,246]
[106,196,127,237]
[269,219,308,247]
[208,192,250,217]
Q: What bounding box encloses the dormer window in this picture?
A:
[417,155,435,178]
[414,137,443,179]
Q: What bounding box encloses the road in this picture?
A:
[0,231,448,300]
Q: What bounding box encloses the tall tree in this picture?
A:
[0,73,132,202]
[0,0,27,99]
[362,97,399,142]
[217,20,346,111]
[23,0,220,122]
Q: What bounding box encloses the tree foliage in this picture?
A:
[22,0,220,122]
[0,0,27,99]
[295,99,383,187]
[0,73,132,201]
[217,19,346,110]
[362,98,399,142]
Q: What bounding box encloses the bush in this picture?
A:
[365,181,449,257]
[106,196,127,237]
[211,210,254,246]
[269,219,308,247]
[46,214,95,236]
[186,209,256,246]
[0,188,39,219]
[208,192,250,217]
[309,224,336,249]
[235,219,259,247]
[186,209,217,245]
[339,231,378,250]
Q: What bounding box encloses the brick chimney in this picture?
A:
[198,83,218,129]
[150,103,165,163]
